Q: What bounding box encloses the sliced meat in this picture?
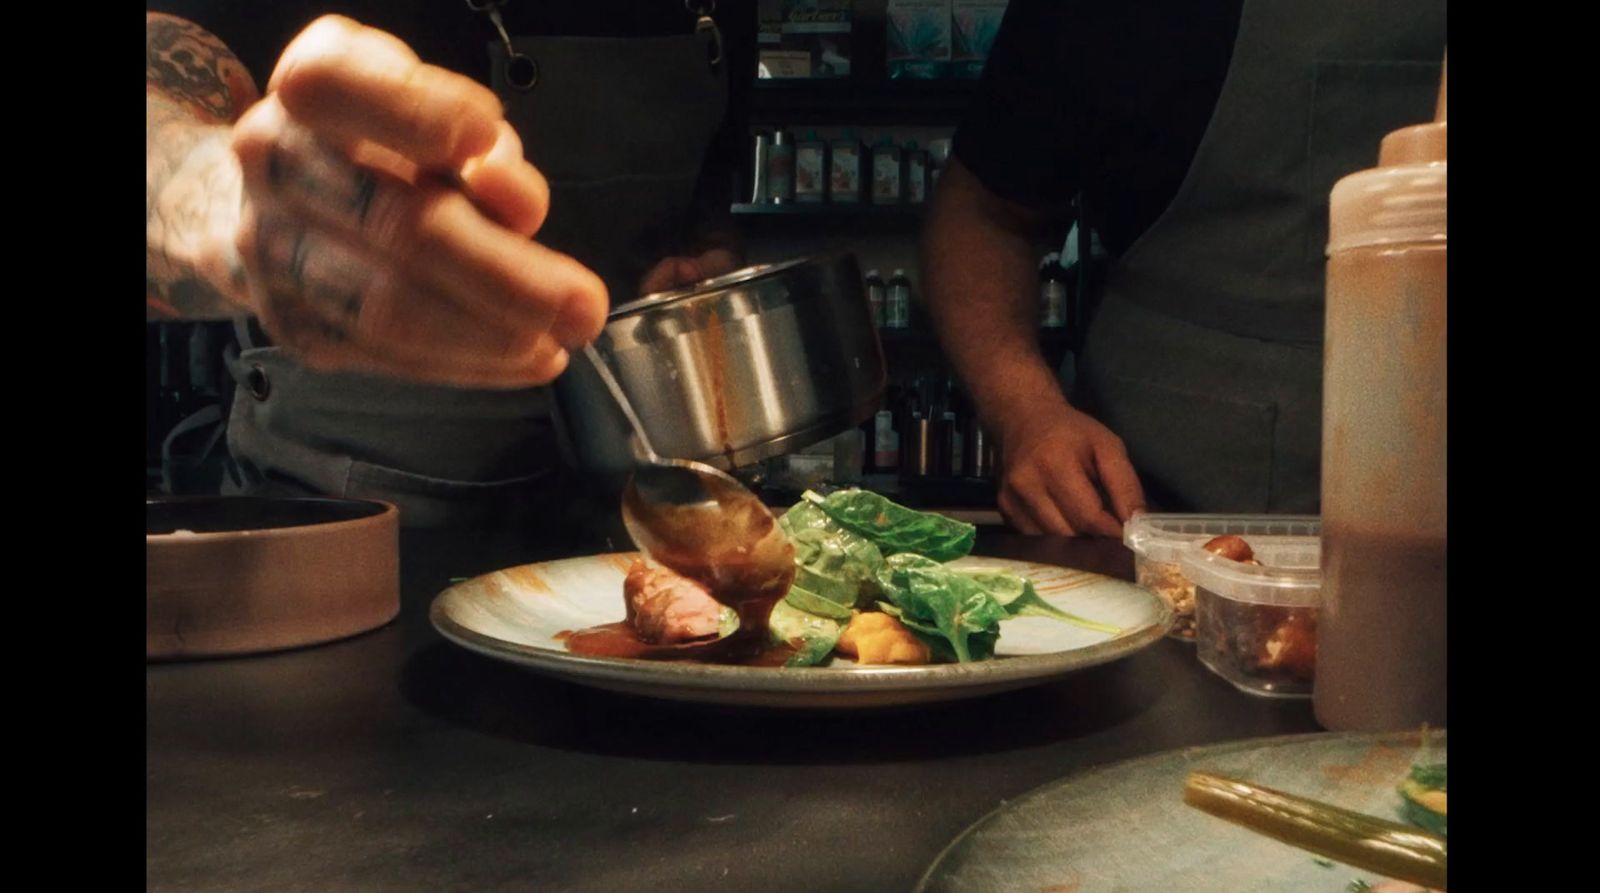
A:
[624,560,726,645]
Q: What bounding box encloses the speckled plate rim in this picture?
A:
[911,729,1446,893]
[429,553,1173,695]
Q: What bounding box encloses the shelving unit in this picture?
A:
[749,78,978,126]
[731,202,927,218]
[734,9,1039,514]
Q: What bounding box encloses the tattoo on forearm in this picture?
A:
[146,110,252,320]
[145,14,256,122]
[145,14,260,320]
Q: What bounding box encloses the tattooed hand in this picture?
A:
[146,13,259,318]
[146,14,609,389]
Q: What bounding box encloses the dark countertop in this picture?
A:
[147,528,1320,893]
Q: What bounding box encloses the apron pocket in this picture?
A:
[344,460,556,530]
[1088,372,1277,513]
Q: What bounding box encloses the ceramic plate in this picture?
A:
[916,730,1446,892]
[429,552,1171,708]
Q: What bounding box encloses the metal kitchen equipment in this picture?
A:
[551,253,886,479]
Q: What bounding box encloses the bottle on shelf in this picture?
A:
[906,140,929,204]
[829,129,864,203]
[749,131,771,203]
[937,409,960,478]
[885,268,912,329]
[1040,251,1069,328]
[872,410,899,474]
[902,408,935,479]
[864,269,887,327]
[767,127,795,203]
[926,137,952,189]
[795,130,828,203]
[871,136,904,205]
[831,428,865,484]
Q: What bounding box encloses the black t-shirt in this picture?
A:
[952,0,1244,258]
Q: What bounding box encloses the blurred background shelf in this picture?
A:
[751,79,979,126]
[732,202,927,218]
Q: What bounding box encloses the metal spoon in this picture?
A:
[580,344,794,625]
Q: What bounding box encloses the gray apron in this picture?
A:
[1073,0,1444,513]
[223,26,727,531]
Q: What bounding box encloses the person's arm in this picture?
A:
[922,160,1141,539]
[920,158,1058,437]
[146,12,261,319]
[918,2,1143,537]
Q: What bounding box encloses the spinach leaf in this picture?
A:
[955,568,1124,636]
[876,554,1007,663]
[805,489,976,561]
[780,499,885,609]
[766,600,842,667]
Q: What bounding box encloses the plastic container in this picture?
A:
[1182,537,1322,699]
[1123,512,1320,641]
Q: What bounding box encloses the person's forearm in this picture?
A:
[920,158,1069,432]
[146,13,260,320]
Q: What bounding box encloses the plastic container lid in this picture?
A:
[1180,538,1321,608]
[1123,512,1321,564]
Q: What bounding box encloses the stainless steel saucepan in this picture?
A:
[550,253,886,477]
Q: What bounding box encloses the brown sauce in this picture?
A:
[562,596,797,666]
[562,622,713,660]
[703,309,732,459]
[622,472,795,612]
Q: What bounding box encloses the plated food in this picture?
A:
[565,489,1123,667]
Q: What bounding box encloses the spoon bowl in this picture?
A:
[581,345,795,612]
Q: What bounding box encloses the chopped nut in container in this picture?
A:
[1180,535,1321,698]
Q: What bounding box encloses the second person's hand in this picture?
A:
[995,402,1146,538]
